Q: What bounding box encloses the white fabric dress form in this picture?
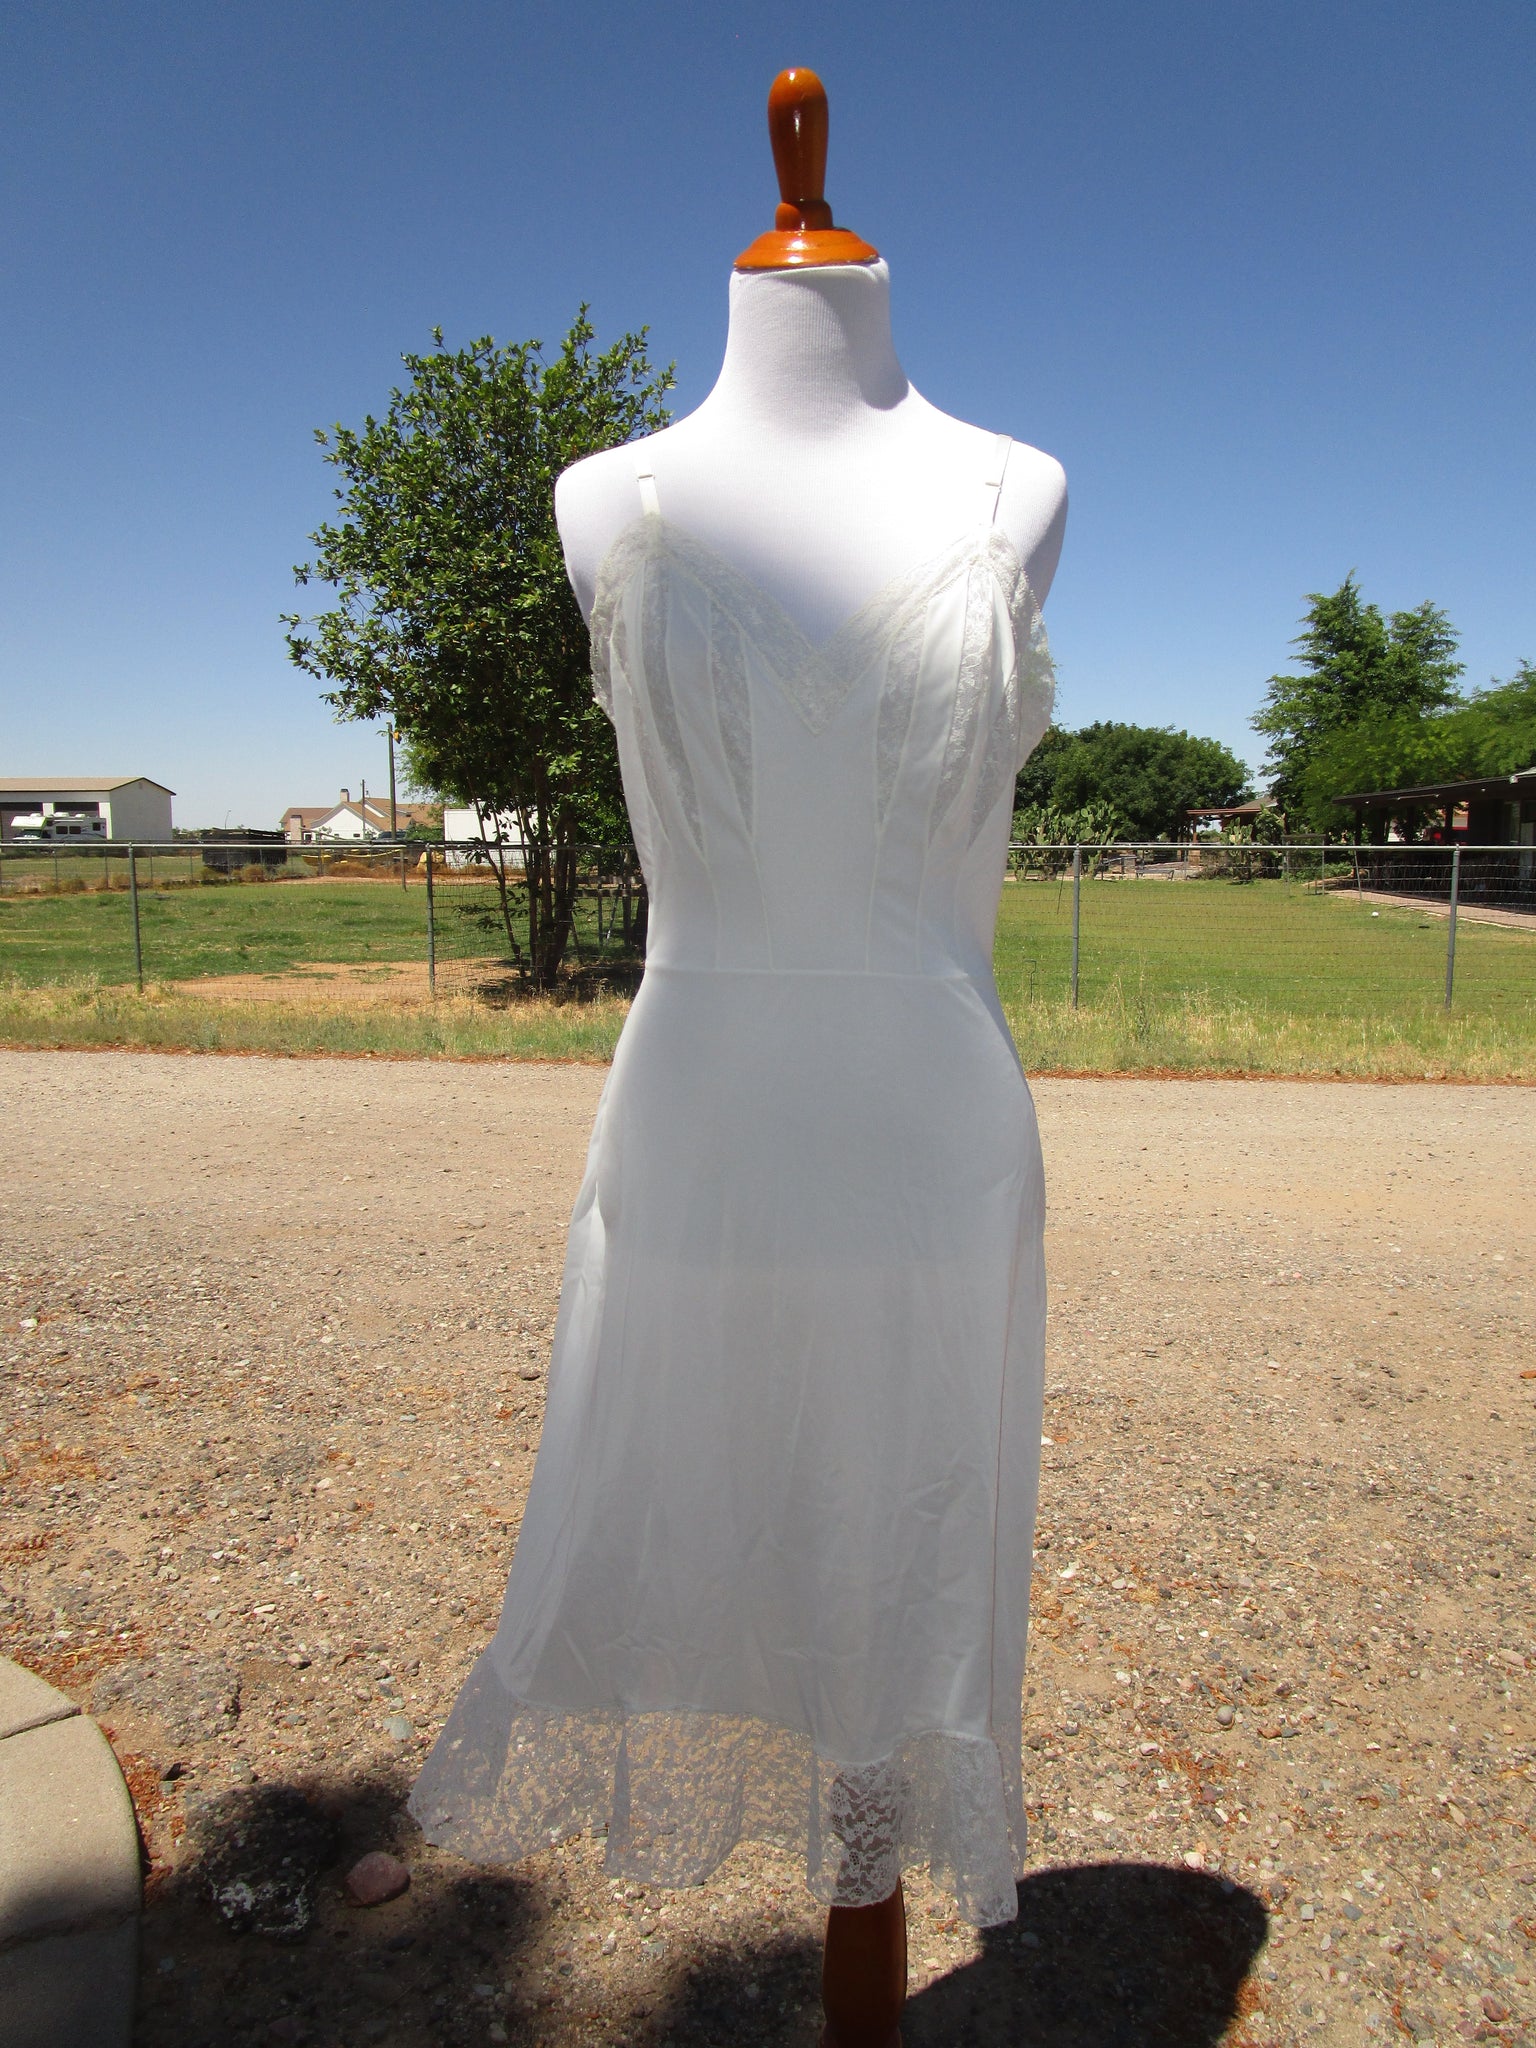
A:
[411,259,1067,1928]
[558,261,1067,638]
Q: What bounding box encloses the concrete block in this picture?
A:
[0,1658,79,1742]
[0,1716,140,1945]
[0,1917,138,2048]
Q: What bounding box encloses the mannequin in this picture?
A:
[554,70,1067,2048]
[557,64,1066,641]
[558,264,1067,644]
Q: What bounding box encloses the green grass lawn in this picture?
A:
[0,873,639,987]
[993,874,1534,1020]
[2,871,1532,1077]
[0,877,426,984]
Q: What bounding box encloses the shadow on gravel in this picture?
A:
[902,1863,1269,2048]
[140,1780,1266,2048]
[646,1862,1268,2048]
[138,1771,551,2047]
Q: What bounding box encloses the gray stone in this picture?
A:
[0,1917,138,2048]
[0,1657,80,1742]
[0,1715,140,1945]
[383,1713,415,1743]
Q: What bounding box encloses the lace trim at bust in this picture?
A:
[589,513,1055,847]
[709,603,754,832]
[638,559,704,851]
[589,515,1029,739]
[410,1659,1027,1928]
[969,548,1057,831]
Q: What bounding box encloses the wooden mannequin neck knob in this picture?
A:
[735,67,879,272]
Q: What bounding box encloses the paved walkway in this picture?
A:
[0,1657,140,2048]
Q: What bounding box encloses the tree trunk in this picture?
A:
[475,801,526,977]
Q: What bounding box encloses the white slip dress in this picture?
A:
[410,438,1056,1927]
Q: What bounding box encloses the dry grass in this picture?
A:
[0,979,628,1063]
[4,976,1533,1082]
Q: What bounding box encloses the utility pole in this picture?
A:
[388,727,405,887]
[360,778,367,843]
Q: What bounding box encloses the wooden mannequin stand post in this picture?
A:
[739,67,906,2048]
[822,1877,908,2048]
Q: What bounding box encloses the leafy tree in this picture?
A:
[1016,722,1251,840]
[1253,575,1463,827]
[1460,659,1536,774]
[1300,658,1536,832]
[1011,723,1074,811]
[284,315,673,988]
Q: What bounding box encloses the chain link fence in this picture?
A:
[0,839,647,997]
[424,844,646,999]
[998,842,1535,1020]
[1,838,1531,1019]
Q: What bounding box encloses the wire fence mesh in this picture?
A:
[1,839,1532,1024]
[424,845,646,1000]
[0,839,649,999]
[995,843,1535,1025]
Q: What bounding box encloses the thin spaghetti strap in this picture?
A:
[633,446,661,519]
[983,433,1013,526]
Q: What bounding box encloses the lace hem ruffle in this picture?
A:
[408,1656,1027,1927]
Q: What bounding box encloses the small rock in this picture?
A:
[517,1364,542,1381]
[1482,1998,1510,2025]
[1299,1902,1315,1922]
[1061,1721,1080,1737]
[383,1713,416,1742]
[345,1852,411,1907]
[1216,1706,1235,1727]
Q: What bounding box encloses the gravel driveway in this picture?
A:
[1,1050,1531,2048]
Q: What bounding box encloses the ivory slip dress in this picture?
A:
[410,436,1056,1926]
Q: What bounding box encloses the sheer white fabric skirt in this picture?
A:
[410,965,1046,1926]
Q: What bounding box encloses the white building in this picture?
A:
[282,789,438,843]
[442,805,527,864]
[0,778,174,843]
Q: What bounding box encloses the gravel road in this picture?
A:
[1,1050,1531,2048]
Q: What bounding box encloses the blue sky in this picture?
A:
[2,0,1531,827]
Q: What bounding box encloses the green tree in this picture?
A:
[1300,658,1536,832]
[284,314,673,989]
[1016,722,1251,840]
[1011,723,1074,811]
[1253,575,1463,827]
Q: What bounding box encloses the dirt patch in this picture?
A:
[163,962,441,1006]
[1,1051,1531,2048]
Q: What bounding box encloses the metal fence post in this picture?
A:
[425,846,437,997]
[1444,846,1461,1011]
[128,843,145,995]
[1070,843,1082,1009]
